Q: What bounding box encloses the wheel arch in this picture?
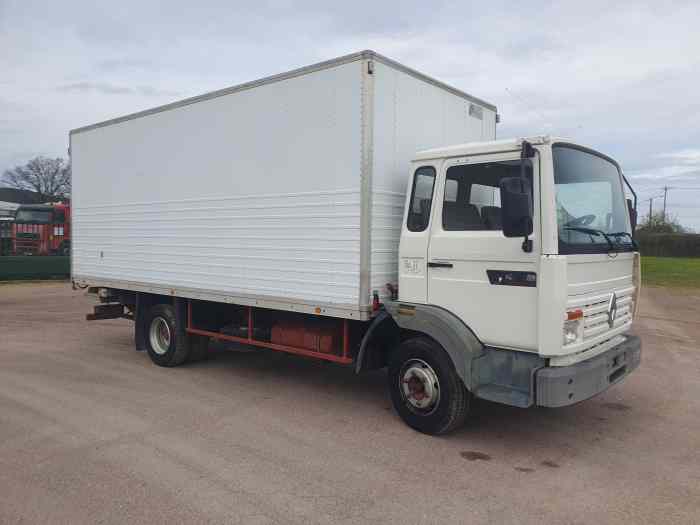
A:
[355,310,401,374]
[381,302,484,390]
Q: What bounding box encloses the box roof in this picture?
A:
[70,50,497,136]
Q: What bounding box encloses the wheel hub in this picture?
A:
[400,359,440,414]
[149,316,171,355]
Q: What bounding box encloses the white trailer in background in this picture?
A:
[72,51,641,435]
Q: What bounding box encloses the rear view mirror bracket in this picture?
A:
[622,174,638,238]
[519,141,536,253]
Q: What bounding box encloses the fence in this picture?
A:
[0,256,70,281]
[637,233,700,257]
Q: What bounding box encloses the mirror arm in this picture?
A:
[520,140,536,253]
[621,173,637,211]
[621,173,638,239]
[520,140,536,180]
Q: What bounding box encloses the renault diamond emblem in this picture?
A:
[607,292,618,328]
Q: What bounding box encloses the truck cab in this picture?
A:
[383,136,641,430]
[13,203,71,256]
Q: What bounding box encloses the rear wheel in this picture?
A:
[144,304,190,367]
[388,337,470,435]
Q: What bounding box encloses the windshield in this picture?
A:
[15,209,51,223]
[553,145,632,254]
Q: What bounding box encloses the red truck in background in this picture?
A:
[12,202,71,256]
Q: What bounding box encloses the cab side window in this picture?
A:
[442,160,531,231]
[407,167,436,232]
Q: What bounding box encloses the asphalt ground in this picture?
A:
[1,282,698,524]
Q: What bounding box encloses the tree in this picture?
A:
[637,211,688,234]
[2,156,71,201]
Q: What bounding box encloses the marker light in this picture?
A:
[567,309,583,321]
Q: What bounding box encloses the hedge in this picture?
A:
[0,256,70,281]
[637,233,700,257]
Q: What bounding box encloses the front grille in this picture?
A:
[572,286,634,344]
[16,232,39,240]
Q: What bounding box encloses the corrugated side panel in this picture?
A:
[72,61,363,309]
[369,61,497,302]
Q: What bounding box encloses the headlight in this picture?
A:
[563,320,581,345]
[563,309,584,346]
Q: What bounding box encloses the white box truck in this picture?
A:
[72,51,641,434]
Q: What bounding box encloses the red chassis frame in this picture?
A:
[185,300,352,365]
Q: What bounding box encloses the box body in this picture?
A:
[71,51,496,319]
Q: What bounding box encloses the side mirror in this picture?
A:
[626,198,637,232]
[499,177,533,238]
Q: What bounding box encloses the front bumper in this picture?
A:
[536,335,641,407]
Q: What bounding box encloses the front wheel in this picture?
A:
[388,337,470,435]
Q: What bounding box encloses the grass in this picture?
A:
[642,256,700,288]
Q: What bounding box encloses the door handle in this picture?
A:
[428,261,453,268]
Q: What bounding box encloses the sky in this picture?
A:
[2,0,700,229]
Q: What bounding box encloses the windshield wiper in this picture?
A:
[609,231,638,250]
[563,226,616,251]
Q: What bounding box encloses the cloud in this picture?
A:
[96,58,156,72]
[629,165,700,180]
[56,82,179,97]
[57,82,132,95]
[655,149,700,166]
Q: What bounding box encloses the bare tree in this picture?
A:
[2,156,71,201]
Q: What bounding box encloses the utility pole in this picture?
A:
[645,195,661,224]
[662,186,670,222]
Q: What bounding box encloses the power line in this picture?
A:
[643,194,664,219]
[637,186,700,191]
[637,184,700,220]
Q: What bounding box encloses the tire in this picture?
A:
[144,304,190,367]
[388,337,470,435]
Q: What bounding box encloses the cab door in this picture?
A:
[398,164,438,304]
[427,153,540,350]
